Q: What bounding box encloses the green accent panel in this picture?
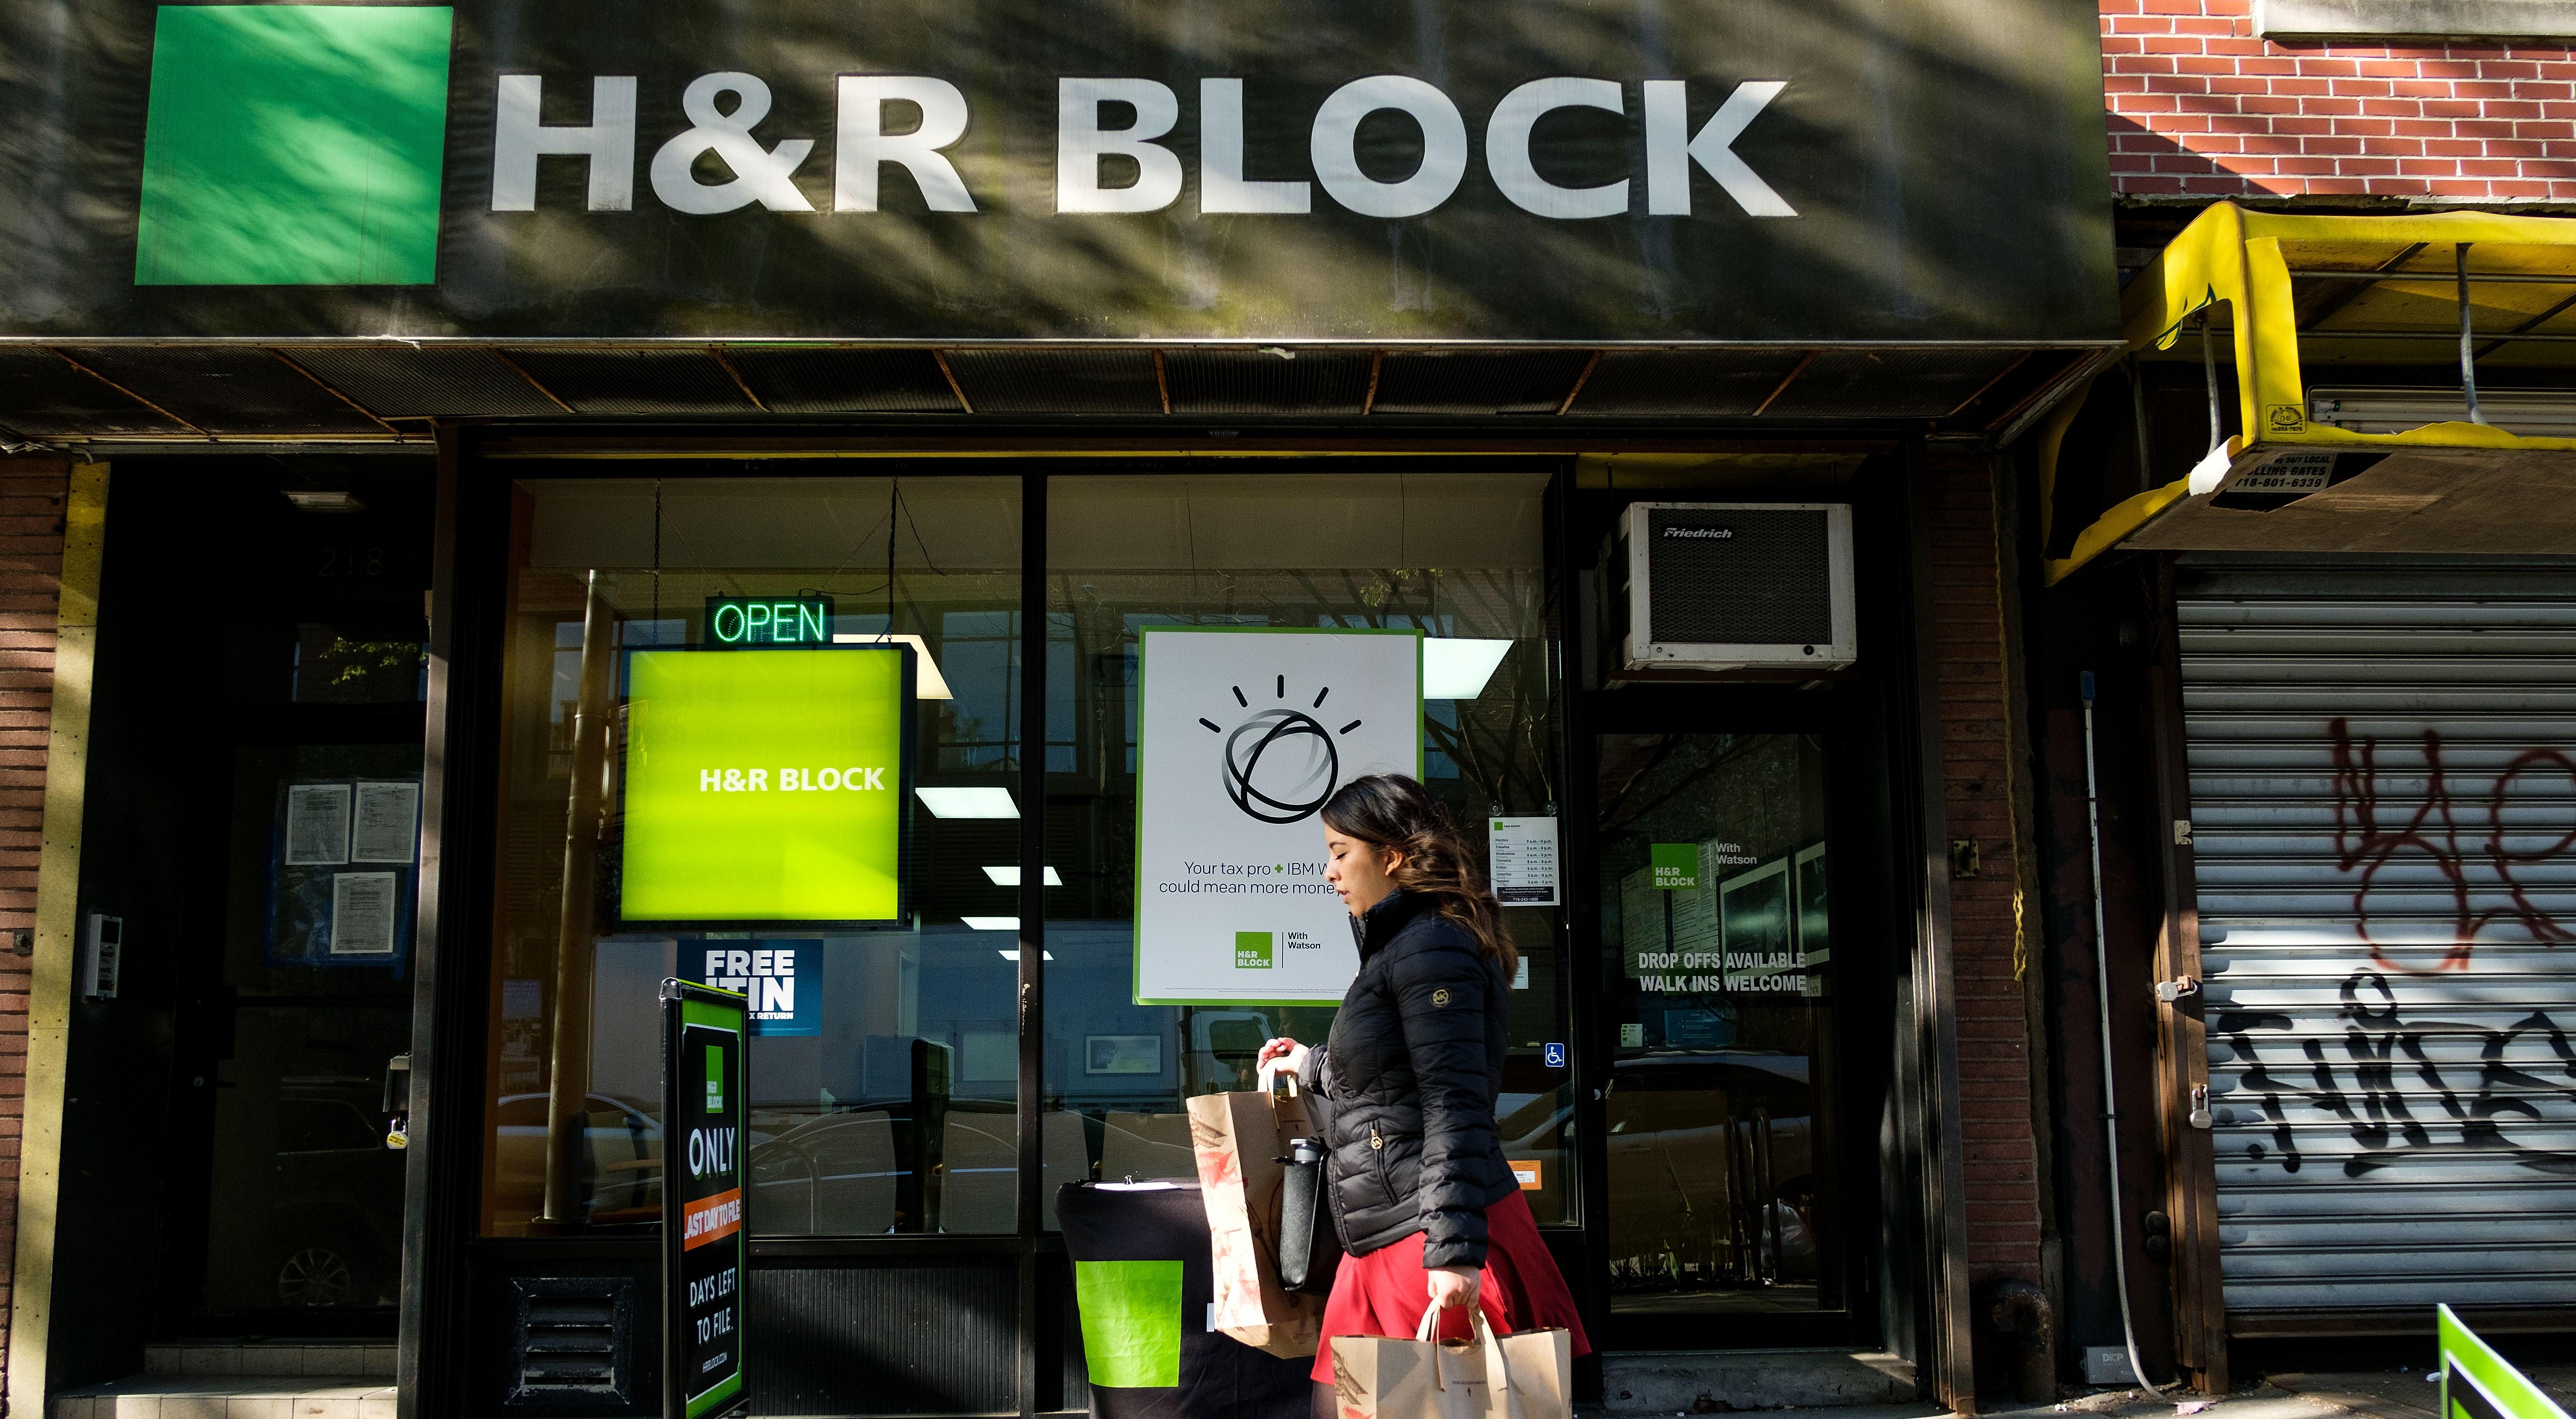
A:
[682,995,745,1032]
[136,5,453,286]
[1651,842,1701,890]
[685,1370,743,1419]
[1233,931,1274,969]
[1073,1260,1183,1390]
[2441,1306,2571,1419]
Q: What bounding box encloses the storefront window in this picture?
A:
[480,476,1024,1237]
[1041,473,1573,1225]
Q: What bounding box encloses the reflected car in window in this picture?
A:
[268,1080,404,1307]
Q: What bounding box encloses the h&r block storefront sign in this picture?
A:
[0,0,2116,341]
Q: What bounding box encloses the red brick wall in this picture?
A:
[1925,458,2047,1287]
[2102,0,2576,201]
[0,457,68,1395]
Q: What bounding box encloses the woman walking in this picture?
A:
[1255,774,1590,1412]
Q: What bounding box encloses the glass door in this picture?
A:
[1588,717,1867,1346]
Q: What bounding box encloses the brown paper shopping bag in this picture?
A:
[1330,1309,1573,1419]
[1187,1086,1324,1357]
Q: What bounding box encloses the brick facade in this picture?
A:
[1925,458,2049,1291]
[2102,0,2576,201]
[0,457,67,1405]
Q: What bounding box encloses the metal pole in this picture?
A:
[2200,312,2221,454]
[541,570,617,1227]
[2082,672,2167,1396]
[2458,243,2488,425]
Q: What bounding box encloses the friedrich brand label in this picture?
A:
[1662,526,1735,539]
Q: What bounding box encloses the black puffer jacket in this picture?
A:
[1297,890,1514,1269]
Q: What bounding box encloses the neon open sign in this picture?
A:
[706,596,834,647]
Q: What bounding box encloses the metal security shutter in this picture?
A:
[2180,559,2576,1320]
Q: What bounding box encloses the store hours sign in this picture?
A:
[1132,627,1419,1006]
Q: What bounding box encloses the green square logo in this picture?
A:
[136,5,453,286]
[1072,1260,1182,1389]
[1233,931,1273,969]
[704,1045,725,1115]
[1651,843,1700,890]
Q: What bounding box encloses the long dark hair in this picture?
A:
[1319,773,1517,981]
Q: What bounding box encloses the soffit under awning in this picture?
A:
[0,343,2100,449]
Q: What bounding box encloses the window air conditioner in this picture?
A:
[1617,502,1856,672]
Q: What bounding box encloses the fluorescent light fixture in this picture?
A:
[962,915,1020,932]
[996,948,1055,961]
[1423,639,1514,699]
[829,632,953,699]
[915,787,1018,818]
[2310,386,2576,438]
[284,490,365,514]
[981,866,1065,887]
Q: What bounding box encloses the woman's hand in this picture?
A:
[1255,1037,1309,1085]
[1426,1265,1481,1311]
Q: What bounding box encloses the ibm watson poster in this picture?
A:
[1133,627,1419,1005]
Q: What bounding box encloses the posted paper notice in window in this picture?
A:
[352,780,420,863]
[1488,816,1559,906]
[285,783,352,866]
[331,871,399,956]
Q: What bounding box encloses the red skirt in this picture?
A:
[1309,1190,1592,1383]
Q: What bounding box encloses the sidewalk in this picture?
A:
[1577,1364,2576,1419]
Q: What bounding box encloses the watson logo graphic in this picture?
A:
[1200,675,1363,824]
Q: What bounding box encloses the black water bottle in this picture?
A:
[1279,1136,1343,1295]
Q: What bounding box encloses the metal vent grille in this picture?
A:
[2178,562,2576,1317]
[725,347,960,413]
[0,349,189,437]
[282,347,562,418]
[507,1277,633,1404]
[749,1263,1016,1415]
[942,349,1161,414]
[63,347,383,435]
[1643,507,1834,644]
[498,349,756,415]
[1162,349,1370,414]
[1371,351,1592,415]
[1760,348,2023,419]
[1570,350,1809,417]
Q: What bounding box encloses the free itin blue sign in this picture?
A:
[688,941,819,1036]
